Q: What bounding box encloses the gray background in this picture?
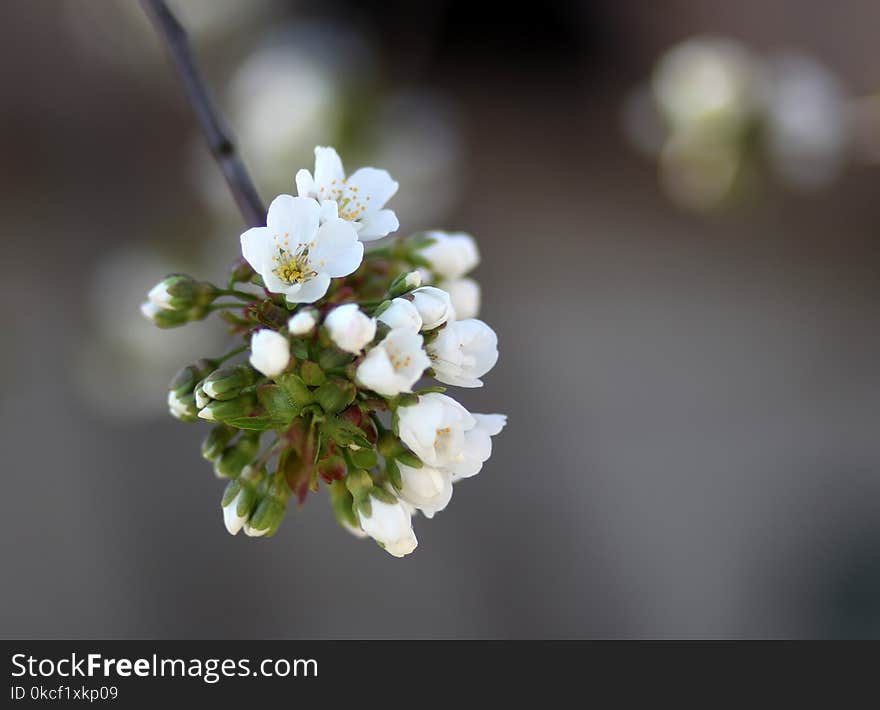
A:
[2,0,880,638]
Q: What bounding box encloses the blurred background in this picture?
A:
[2,0,880,639]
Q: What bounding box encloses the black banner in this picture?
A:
[1,640,873,705]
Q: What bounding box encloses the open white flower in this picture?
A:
[240,194,363,304]
[410,287,454,330]
[249,329,290,377]
[397,463,453,519]
[396,392,475,468]
[419,231,479,280]
[287,309,317,336]
[439,278,480,320]
[324,303,376,354]
[358,495,418,557]
[446,413,507,481]
[296,146,399,241]
[427,319,498,387]
[378,297,422,331]
[222,490,249,536]
[356,328,430,396]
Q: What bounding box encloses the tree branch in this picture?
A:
[140,0,266,227]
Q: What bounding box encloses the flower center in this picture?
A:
[387,348,413,372]
[434,426,452,447]
[320,179,372,221]
[272,244,316,285]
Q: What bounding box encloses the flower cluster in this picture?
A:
[143,147,505,557]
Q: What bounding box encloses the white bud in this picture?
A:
[378,298,422,331]
[147,282,174,310]
[358,495,418,558]
[288,309,318,336]
[439,278,481,320]
[418,231,480,280]
[222,490,248,535]
[410,287,454,330]
[427,318,498,388]
[249,329,290,377]
[397,463,453,519]
[324,303,377,354]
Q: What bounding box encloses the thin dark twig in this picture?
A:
[139,0,266,227]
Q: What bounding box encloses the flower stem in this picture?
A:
[215,344,248,364]
[139,0,266,228]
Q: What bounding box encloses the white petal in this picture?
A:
[313,146,345,189]
[474,413,507,436]
[295,168,315,197]
[310,219,363,277]
[357,209,400,240]
[265,194,321,243]
[346,167,399,209]
[240,226,273,273]
[284,272,331,304]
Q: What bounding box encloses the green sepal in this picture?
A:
[224,415,282,431]
[300,360,326,386]
[289,338,310,360]
[257,383,299,424]
[203,364,257,400]
[345,468,374,500]
[200,393,258,422]
[415,386,446,395]
[329,480,359,529]
[385,458,402,490]
[322,417,372,450]
[370,487,397,505]
[315,379,356,414]
[397,451,423,469]
[277,373,314,407]
[318,346,354,371]
[213,433,260,479]
[372,299,393,317]
[350,447,378,470]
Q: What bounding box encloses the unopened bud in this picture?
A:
[213,432,260,479]
[221,465,265,535]
[318,455,347,484]
[201,424,237,461]
[140,302,190,328]
[198,392,258,422]
[203,364,257,400]
[169,358,216,397]
[167,390,198,422]
[244,476,291,537]
[389,270,422,297]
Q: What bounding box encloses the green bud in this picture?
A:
[169,358,216,397]
[246,476,291,537]
[229,258,255,284]
[213,432,260,479]
[141,302,190,328]
[203,364,257,401]
[201,424,237,461]
[198,393,259,423]
[167,391,198,422]
[300,360,326,386]
[147,274,198,312]
[378,431,402,459]
[389,271,422,297]
[315,378,356,415]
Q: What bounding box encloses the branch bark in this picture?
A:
[140,0,266,227]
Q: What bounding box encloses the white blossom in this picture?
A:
[427,319,498,388]
[240,194,363,304]
[296,146,399,241]
[288,309,317,336]
[222,490,248,535]
[358,495,418,557]
[439,278,480,320]
[410,287,454,330]
[356,328,430,396]
[249,329,290,377]
[397,463,453,519]
[378,297,422,331]
[446,414,507,481]
[419,231,479,280]
[396,393,476,468]
[324,303,376,354]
